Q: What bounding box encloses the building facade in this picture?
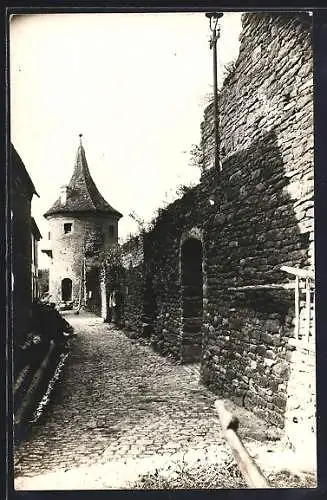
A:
[44,136,122,311]
[31,217,42,300]
[11,144,41,346]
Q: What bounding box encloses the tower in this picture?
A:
[44,135,122,308]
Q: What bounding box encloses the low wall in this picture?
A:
[121,130,312,427]
[121,235,145,335]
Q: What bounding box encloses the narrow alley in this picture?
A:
[11,11,317,491]
[14,312,271,490]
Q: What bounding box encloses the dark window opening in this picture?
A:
[48,232,51,240]
[109,225,115,237]
[64,223,72,234]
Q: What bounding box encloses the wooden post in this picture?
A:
[215,400,270,488]
[294,276,300,339]
[280,266,314,279]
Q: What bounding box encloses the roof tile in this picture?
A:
[44,141,122,219]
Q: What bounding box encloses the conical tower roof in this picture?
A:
[44,135,122,219]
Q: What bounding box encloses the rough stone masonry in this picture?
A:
[119,13,315,456]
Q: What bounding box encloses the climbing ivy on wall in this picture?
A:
[103,244,125,291]
[84,226,124,287]
[84,225,104,264]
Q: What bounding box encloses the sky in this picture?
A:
[10,12,243,268]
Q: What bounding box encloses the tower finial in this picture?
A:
[79,133,83,146]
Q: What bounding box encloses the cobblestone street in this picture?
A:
[14,312,270,490]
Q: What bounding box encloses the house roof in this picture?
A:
[31,217,42,240]
[11,144,39,197]
[44,136,123,219]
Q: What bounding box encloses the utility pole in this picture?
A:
[205,12,223,174]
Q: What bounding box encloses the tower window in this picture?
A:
[48,232,51,240]
[109,225,115,237]
[64,223,73,234]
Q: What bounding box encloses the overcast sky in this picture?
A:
[10,12,242,268]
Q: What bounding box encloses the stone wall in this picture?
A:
[137,130,311,431]
[121,235,145,336]
[201,12,314,267]
[199,11,315,441]
[120,12,315,450]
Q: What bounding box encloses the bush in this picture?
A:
[14,302,74,376]
[29,302,74,343]
[133,458,245,489]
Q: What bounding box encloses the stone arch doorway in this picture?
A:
[181,237,203,362]
[61,278,73,302]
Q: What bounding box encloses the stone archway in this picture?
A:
[61,278,72,302]
[181,237,203,362]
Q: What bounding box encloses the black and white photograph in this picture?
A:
[9,9,316,490]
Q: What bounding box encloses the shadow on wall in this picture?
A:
[207,127,310,287]
[201,128,312,426]
[119,127,313,428]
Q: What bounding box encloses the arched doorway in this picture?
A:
[61,278,72,302]
[181,238,203,362]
